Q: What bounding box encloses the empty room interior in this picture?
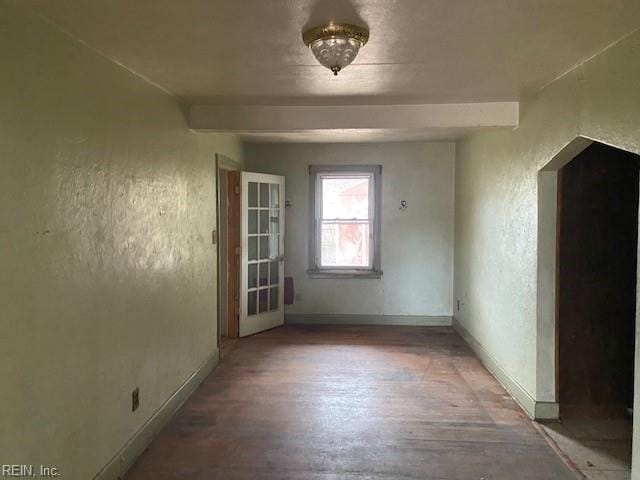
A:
[3,1,640,479]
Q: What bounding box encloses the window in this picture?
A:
[308,165,382,277]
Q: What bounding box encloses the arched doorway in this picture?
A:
[537,139,640,478]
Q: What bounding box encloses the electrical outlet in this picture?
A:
[132,387,140,412]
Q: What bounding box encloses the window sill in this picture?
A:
[306,269,383,279]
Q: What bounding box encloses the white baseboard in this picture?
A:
[453,319,558,420]
[94,349,219,480]
[285,314,452,326]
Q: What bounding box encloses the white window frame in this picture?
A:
[307,165,382,278]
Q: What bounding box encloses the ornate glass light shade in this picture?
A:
[302,23,369,76]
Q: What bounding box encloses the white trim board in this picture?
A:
[94,350,219,480]
[285,314,452,326]
[453,319,559,420]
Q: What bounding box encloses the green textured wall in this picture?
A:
[0,2,242,478]
[453,29,640,475]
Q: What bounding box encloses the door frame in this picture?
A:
[215,154,241,349]
[226,169,240,339]
[535,137,594,419]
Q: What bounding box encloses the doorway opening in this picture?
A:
[546,142,639,479]
[217,162,240,358]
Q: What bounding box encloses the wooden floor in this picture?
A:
[126,325,577,480]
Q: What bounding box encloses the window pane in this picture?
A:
[248,182,258,208]
[270,209,279,233]
[248,263,257,289]
[259,183,270,207]
[259,261,269,286]
[259,288,269,313]
[248,290,257,316]
[259,236,269,260]
[259,210,269,234]
[270,184,279,208]
[248,209,258,234]
[322,176,370,219]
[269,260,279,285]
[321,222,369,267]
[248,236,258,261]
[269,234,279,259]
[270,287,279,311]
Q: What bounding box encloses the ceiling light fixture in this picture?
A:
[302,22,369,76]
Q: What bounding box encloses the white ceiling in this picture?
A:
[25,0,640,142]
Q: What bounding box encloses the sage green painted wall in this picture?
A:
[246,142,455,318]
[454,29,640,475]
[0,2,242,478]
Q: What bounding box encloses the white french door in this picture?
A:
[239,172,285,337]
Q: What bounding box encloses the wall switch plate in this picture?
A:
[132,387,140,412]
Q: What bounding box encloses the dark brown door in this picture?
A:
[557,143,639,418]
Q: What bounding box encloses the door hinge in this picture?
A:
[212,229,217,245]
[235,246,240,255]
[235,185,240,195]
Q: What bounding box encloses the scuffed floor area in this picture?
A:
[126,325,577,479]
[541,419,632,480]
